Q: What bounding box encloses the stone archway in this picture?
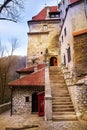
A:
[50,57,58,66]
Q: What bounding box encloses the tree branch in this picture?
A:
[0,0,12,13]
[0,17,17,22]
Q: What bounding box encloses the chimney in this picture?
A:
[46,6,50,19]
[34,62,38,72]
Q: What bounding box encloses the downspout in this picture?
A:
[10,86,13,116]
[84,0,87,18]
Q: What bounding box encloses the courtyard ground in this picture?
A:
[0,110,87,130]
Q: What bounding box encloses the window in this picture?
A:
[67,46,71,62]
[64,27,67,36]
[43,25,48,30]
[63,0,65,5]
[62,35,63,42]
[41,52,43,54]
[63,54,66,65]
[25,96,29,102]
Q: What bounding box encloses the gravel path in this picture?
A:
[0,110,87,130]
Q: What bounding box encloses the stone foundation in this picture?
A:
[68,77,87,120]
[62,66,87,120]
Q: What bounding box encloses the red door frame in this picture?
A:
[38,92,45,116]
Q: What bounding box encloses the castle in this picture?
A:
[8,0,87,121]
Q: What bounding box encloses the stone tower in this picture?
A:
[27,6,61,67]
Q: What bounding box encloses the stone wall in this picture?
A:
[0,102,11,114]
[27,20,61,66]
[12,87,44,115]
[68,77,87,120]
[62,66,87,120]
[73,33,87,79]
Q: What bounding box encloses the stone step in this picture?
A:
[49,67,77,122]
[52,94,70,97]
[53,107,75,112]
[51,90,69,92]
[52,101,73,105]
[50,80,65,83]
[50,78,65,82]
[50,72,63,75]
[52,115,77,121]
[53,104,74,109]
[49,66,61,71]
[53,111,76,115]
[50,75,64,78]
[53,97,71,100]
[51,83,67,86]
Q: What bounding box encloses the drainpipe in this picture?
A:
[10,87,13,116]
[84,0,87,18]
[45,62,52,121]
[46,6,50,19]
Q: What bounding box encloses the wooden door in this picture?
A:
[38,92,45,116]
[32,92,38,112]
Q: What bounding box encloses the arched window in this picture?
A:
[50,57,58,66]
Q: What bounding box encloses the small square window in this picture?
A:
[41,52,43,54]
[43,25,48,30]
[63,54,66,65]
[64,27,67,36]
[62,35,63,42]
[25,96,29,102]
[67,46,71,62]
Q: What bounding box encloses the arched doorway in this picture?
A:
[50,57,58,66]
[32,92,38,112]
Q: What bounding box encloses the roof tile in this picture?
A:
[32,6,58,21]
[8,69,45,87]
[16,64,45,73]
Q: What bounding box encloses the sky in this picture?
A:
[0,0,61,56]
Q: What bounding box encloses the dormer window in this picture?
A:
[49,12,60,18]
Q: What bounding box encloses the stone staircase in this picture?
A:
[49,66,77,121]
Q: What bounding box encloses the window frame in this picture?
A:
[25,96,29,103]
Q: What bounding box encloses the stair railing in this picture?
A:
[44,62,52,121]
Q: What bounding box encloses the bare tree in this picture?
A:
[0,38,19,104]
[0,0,24,22]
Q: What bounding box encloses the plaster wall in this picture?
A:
[70,2,87,32]
[59,1,87,75]
[59,10,74,74]
[27,20,61,66]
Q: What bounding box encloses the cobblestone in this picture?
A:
[0,110,87,130]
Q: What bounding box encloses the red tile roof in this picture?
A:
[32,6,58,21]
[70,0,81,4]
[8,69,45,87]
[16,64,45,73]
